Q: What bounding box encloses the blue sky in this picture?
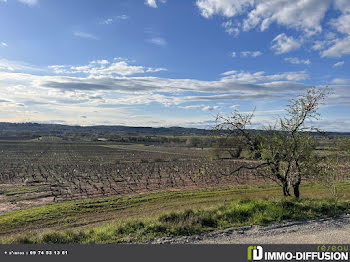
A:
[0,0,349,131]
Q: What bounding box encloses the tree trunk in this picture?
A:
[293,183,300,198]
[293,161,302,198]
[282,181,290,196]
[271,161,290,197]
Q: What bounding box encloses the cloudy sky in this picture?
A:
[0,0,349,131]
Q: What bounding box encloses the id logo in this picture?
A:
[247,246,263,261]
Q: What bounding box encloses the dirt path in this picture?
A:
[148,215,350,244]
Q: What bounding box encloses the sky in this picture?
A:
[0,0,349,131]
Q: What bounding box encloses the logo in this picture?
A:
[247,246,263,261]
[246,245,349,261]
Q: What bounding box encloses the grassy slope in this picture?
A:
[0,182,350,243]
[6,198,350,244]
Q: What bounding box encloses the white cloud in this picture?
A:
[325,32,337,40]
[221,70,237,76]
[145,0,157,8]
[181,105,203,110]
[0,58,44,72]
[181,104,220,111]
[196,0,350,58]
[221,70,308,82]
[0,58,348,129]
[334,61,345,67]
[332,78,350,85]
[202,105,220,111]
[271,33,301,54]
[284,57,311,65]
[100,15,129,25]
[196,0,253,19]
[146,67,167,73]
[320,7,350,57]
[330,12,350,36]
[231,51,263,58]
[101,18,113,25]
[321,36,350,57]
[74,31,98,40]
[196,0,332,35]
[334,0,350,12]
[241,51,263,57]
[1,0,40,6]
[312,40,329,51]
[117,15,129,20]
[222,20,240,36]
[149,37,167,47]
[18,0,38,6]
[242,0,330,35]
[1,63,311,97]
[1,42,7,47]
[49,59,167,77]
[145,0,166,8]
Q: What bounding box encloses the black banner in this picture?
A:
[0,244,349,262]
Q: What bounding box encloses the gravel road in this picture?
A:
[148,215,350,244]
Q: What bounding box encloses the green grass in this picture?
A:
[3,186,44,196]
[0,184,282,234]
[0,182,349,243]
[0,185,46,197]
[6,198,350,244]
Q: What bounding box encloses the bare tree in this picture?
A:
[214,87,328,198]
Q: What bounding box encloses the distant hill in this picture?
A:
[0,122,348,139]
[0,122,211,137]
